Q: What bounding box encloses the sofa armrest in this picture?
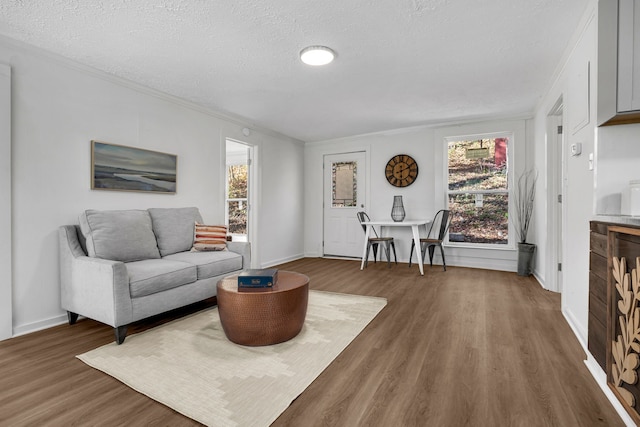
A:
[226,241,251,269]
[59,226,133,327]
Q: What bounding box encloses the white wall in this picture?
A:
[596,123,640,215]
[304,118,528,271]
[525,4,640,423]
[0,64,11,340]
[219,129,305,269]
[256,134,306,267]
[0,37,304,337]
[531,3,598,346]
[305,129,435,262]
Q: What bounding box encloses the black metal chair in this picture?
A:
[357,212,397,268]
[409,209,452,271]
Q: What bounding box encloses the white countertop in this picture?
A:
[593,215,640,226]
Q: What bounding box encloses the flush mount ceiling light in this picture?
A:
[300,46,335,66]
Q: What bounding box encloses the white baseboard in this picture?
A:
[261,253,305,268]
[322,256,360,261]
[562,307,588,351]
[442,257,515,272]
[584,355,636,426]
[521,272,548,293]
[564,310,635,425]
[532,269,546,289]
[303,252,516,273]
[12,313,68,338]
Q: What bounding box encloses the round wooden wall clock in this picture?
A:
[385,154,418,187]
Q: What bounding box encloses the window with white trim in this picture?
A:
[446,134,511,246]
[225,139,250,242]
[226,164,248,237]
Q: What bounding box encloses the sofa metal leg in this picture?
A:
[115,326,128,345]
[67,311,79,325]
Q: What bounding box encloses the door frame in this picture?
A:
[546,97,565,293]
[225,138,257,268]
[322,149,370,258]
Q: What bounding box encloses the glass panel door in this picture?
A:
[323,152,366,258]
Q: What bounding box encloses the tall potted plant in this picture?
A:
[513,169,538,276]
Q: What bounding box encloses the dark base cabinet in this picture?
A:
[589,221,609,371]
[589,220,640,424]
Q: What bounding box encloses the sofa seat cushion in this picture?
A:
[163,251,242,280]
[127,259,197,298]
[79,209,161,262]
[148,207,203,256]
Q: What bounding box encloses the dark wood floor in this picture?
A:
[0,258,624,426]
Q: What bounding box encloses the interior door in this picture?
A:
[323,152,366,258]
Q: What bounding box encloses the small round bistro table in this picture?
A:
[216,271,309,346]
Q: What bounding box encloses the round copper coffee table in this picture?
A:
[216,271,309,346]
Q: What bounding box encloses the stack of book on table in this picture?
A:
[237,269,278,291]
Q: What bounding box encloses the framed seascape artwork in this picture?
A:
[91,141,177,194]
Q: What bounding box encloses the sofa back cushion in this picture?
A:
[148,207,203,256]
[79,209,161,262]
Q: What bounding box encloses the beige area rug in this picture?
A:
[77,291,387,427]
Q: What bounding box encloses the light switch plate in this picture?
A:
[570,142,582,156]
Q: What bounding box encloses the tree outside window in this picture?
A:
[227,164,247,235]
[447,136,510,245]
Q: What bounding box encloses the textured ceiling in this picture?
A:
[0,0,588,142]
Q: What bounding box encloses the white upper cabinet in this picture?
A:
[618,0,640,112]
[598,0,640,125]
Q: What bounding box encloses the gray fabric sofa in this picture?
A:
[59,207,250,344]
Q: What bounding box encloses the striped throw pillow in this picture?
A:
[191,223,227,252]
